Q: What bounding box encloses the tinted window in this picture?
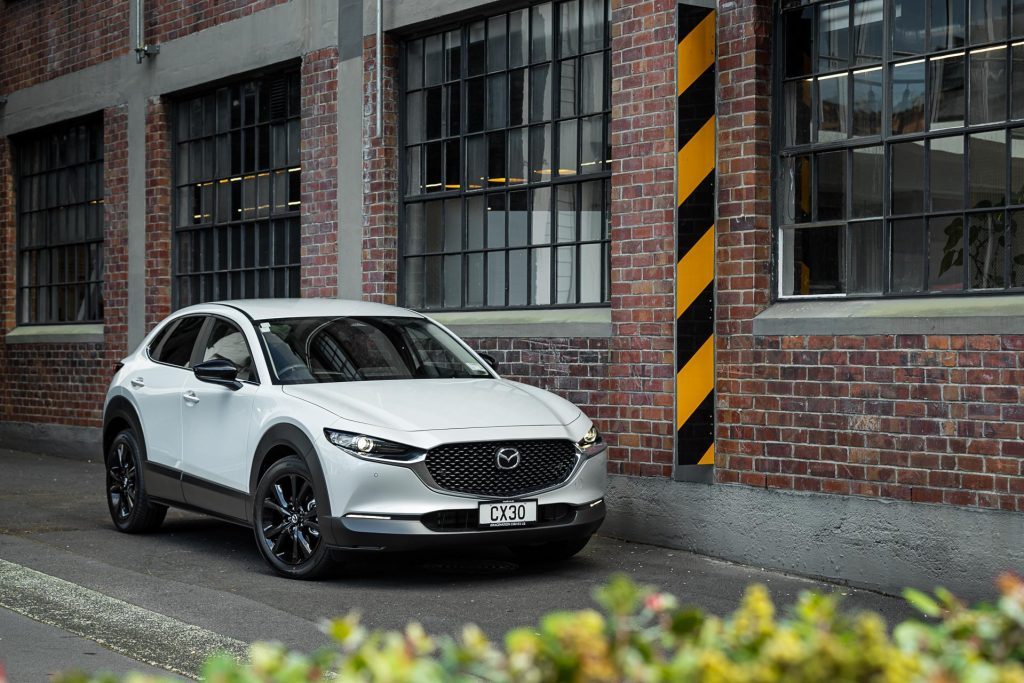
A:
[202,318,255,382]
[154,316,205,368]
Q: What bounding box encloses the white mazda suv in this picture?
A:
[102,299,607,578]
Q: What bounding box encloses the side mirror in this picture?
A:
[479,353,498,372]
[193,359,242,390]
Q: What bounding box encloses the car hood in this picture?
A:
[282,378,582,432]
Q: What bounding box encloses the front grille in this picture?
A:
[422,503,574,531]
[424,440,578,497]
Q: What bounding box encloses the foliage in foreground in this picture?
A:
[56,573,1024,683]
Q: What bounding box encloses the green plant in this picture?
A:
[55,574,1024,683]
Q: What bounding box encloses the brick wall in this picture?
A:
[300,47,340,298]
[149,0,291,44]
[0,0,130,93]
[145,98,173,332]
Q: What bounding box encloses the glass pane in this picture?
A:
[785,79,813,148]
[581,52,604,114]
[969,129,1007,207]
[779,154,812,224]
[892,60,926,133]
[969,46,1007,125]
[509,249,528,305]
[532,3,553,63]
[509,191,529,246]
[968,211,1007,287]
[509,128,528,184]
[446,30,461,81]
[931,0,966,50]
[929,214,966,290]
[489,15,507,72]
[425,34,444,86]
[555,244,576,303]
[448,84,461,136]
[969,0,1008,43]
[580,114,604,173]
[817,74,849,141]
[852,67,882,135]
[510,9,529,67]
[467,135,486,190]
[424,141,444,192]
[853,0,884,64]
[1012,210,1024,285]
[531,187,552,243]
[468,21,486,77]
[467,253,484,305]
[487,251,505,305]
[848,220,884,293]
[405,257,424,307]
[530,124,552,181]
[931,135,965,210]
[531,64,553,121]
[444,198,462,251]
[488,132,505,186]
[851,145,884,217]
[560,0,580,57]
[930,53,966,129]
[581,180,604,240]
[581,0,605,52]
[487,193,506,247]
[509,69,529,126]
[467,195,485,249]
[408,41,423,91]
[891,218,926,292]
[425,255,443,307]
[466,78,486,132]
[531,248,552,304]
[556,184,576,241]
[424,200,443,252]
[893,0,927,56]
[818,0,850,72]
[580,242,602,302]
[785,6,814,77]
[1012,127,1024,202]
[782,225,844,295]
[1015,0,1024,35]
[560,58,578,117]
[425,87,443,139]
[558,119,578,175]
[445,254,462,307]
[891,140,926,213]
[1013,44,1024,119]
[487,75,507,129]
[817,150,847,220]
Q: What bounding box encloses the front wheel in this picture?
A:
[510,535,591,564]
[252,456,335,580]
[105,429,167,533]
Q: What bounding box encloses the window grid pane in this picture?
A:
[16,118,105,324]
[172,70,301,308]
[777,0,1024,297]
[402,0,611,310]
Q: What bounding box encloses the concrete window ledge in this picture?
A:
[4,324,104,345]
[753,295,1024,336]
[426,308,612,339]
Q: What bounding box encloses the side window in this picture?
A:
[153,316,206,368]
[203,319,256,382]
[147,322,175,360]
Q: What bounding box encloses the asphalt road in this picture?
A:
[0,447,916,679]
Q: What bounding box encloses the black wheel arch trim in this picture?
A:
[250,423,332,522]
[103,396,148,462]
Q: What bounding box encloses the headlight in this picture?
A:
[576,426,605,456]
[324,428,412,459]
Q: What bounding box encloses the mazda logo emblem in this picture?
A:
[495,447,521,470]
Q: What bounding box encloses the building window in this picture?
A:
[173,69,301,308]
[401,0,611,310]
[15,118,105,324]
[777,0,1024,297]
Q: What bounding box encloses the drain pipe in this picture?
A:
[135,0,160,63]
[375,0,382,136]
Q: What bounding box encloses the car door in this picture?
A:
[132,314,207,500]
[180,315,260,521]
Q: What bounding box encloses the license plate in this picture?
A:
[479,500,537,528]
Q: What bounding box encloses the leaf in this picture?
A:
[904,588,942,617]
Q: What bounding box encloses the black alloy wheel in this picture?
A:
[253,457,334,579]
[105,428,167,533]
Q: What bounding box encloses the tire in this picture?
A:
[252,456,335,580]
[105,428,167,533]
[510,535,591,564]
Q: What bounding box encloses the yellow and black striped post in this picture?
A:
[675,3,715,474]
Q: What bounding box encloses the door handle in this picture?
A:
[130,377,145,388]
[182,391,200,406]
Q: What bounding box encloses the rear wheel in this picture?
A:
[253,456,334,579]
[105,429,167,533]
[510,535,591,564]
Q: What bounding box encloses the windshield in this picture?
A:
[257,316,493,384]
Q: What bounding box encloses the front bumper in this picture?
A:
[320,499,606,552]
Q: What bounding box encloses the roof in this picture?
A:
[199,298,425,320]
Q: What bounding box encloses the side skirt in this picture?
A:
[143,462,250,526]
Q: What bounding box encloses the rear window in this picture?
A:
[151,316,206,368]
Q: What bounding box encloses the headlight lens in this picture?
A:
[324,429,411,458]
[576,426,604,454]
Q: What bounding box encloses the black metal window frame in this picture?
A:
[775,0,1024,299]
[171,66,302,310]
[399,0,613,312]
[15,115,105,325]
